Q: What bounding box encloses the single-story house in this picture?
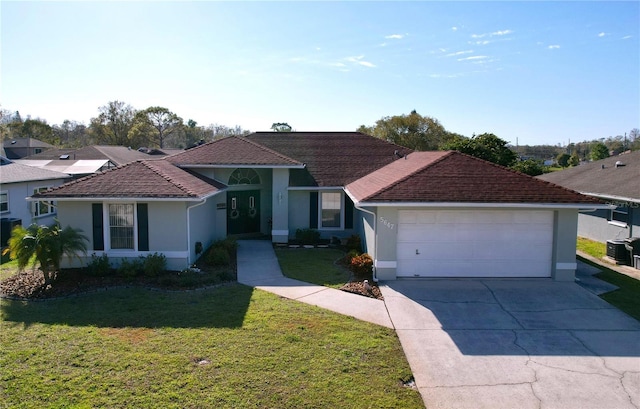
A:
[15,145,181,177]
[1,157,70,245]
[2,137,55,159]
[537,150,639,242]
[32,132,607,281]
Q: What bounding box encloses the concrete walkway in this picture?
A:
[236,240,392,328]
[237,240,640,409]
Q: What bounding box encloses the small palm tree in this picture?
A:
[3,222,88,286]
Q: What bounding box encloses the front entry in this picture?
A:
[227,190,261,235]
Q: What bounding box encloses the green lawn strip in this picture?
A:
[576,237,607,259]
[1,285,423,409]
[576,256,640,321]
[275,248,351,288]
[0,257,23,281]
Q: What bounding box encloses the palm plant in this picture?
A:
[3,222,88,286]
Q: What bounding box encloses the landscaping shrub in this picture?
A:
[143,252,166,277]
[86,253,112,277]
[345,234,362,253]
[343,249,361,265]
[295,228,321,244]
[216,237,238,253]
[206,247,230,267]
[117,258,143,278]
[350,253,373,277]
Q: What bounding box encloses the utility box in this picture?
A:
[607,239,630,264]
[635,255,640,270]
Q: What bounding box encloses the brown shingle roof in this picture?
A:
[347,151,603,204]
[537,150,640,201]
[167,136,303,167]
[245,132,413,186]
[34,160,224,199]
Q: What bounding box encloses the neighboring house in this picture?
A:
[0,157,70,245]
[538,150,640,243]
[3,137,55,159]
[33,132,606,280]
[15,145,180,177]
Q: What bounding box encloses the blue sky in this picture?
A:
[2,1,638,146]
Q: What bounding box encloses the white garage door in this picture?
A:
[396,210,553,278]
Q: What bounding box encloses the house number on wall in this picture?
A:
[379,216,395,230]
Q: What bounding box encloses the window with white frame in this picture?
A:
[0,191,8,213]
[321,192,342,228]
[33,187,54,217]
[609,204,629,226]
[109,203,135,249]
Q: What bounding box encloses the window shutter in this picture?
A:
[92,203,104,251]
[309,192,318,229]
[137,203,149,251]
[345,195,354,229]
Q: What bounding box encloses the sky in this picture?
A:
[1,1,638,146]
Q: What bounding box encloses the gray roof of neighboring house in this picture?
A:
[0,158,70,184]
[2,137,55,149]
[23,145,179,166]
[537,150,640,202]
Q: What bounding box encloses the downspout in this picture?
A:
[186,198,208,267]
[353,204,378,282]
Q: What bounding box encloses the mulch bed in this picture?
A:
[339,280,384,300]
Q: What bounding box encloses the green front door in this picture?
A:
[227,190,260,235]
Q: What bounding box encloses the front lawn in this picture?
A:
[275,248,351,288]
[577,237,607,259]
[1,285,423,408]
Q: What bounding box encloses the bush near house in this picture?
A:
[295,228,321,245]
[349,253,373,277]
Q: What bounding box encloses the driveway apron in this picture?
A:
[381,279,640,409]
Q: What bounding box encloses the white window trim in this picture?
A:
[318,191,344,230]
[32,186,56,218]
[104,202,138,252]
[608,205,629,228]
[0,190,8,213]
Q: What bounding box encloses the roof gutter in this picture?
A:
[579,192,639,204]
[350,201,614,210]
[26,190,225,203]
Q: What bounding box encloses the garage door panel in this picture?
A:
[396,210,553,278]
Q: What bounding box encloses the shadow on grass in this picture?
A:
[1,283,254,329]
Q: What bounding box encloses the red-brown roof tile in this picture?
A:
[347,151,604,204]
[245,132,413,186]
[167,136,303,167]
[34,160,224,199]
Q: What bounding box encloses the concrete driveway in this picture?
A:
[380,279,640,409]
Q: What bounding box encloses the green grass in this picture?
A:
[1,285,423,408]
[275,248,351,288]
[577,237,607,259]
[0,257,23,281]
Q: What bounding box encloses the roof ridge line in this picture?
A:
[142,160,197,197]
[235,136,303,165]
[361,151,454,201]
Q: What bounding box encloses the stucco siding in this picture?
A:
[552,209,579,281]
[3,179,66,228]
[288,190,310,235]
[578,207,639,242]
[148,202,188,252]
[188,195,224,266]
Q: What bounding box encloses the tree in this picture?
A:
[443,133,517,167]
[357,110,449,150]
[3,222,88,286]
[590,142,610,161]
[53,120,88,148]
[271,122,292,132]
[131,107,183,148]
[511,159,545,176]
[89,101,137,146]
[556,153,570,168]
[568,153,580,167]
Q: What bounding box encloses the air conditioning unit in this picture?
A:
[606,240,630,265]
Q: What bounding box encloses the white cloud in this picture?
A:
[451,26,458,31]
[622,35,632,40]
[471,29,513,39]
[385,34,404,39]
[598,32,607,37]
[548,45,560,49]
[345,55,376,68]
[446,50,474,57]
[470,40,491,46]
[458,55,488,61]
